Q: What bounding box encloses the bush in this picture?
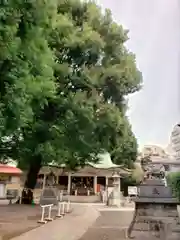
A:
[121,176,137,196]
[132,163,144,183]
[167,172,180,200]
[121,164,144,196]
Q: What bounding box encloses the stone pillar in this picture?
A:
[94,176,97,194]
[105,176,108,187]
[56,175,59,185]
[67,173,71,195]
[119,177,121,191]
[105,177,109,203]
[42,174,46,189]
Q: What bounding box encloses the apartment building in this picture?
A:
[141,145,167,158]
[171,123,180,160]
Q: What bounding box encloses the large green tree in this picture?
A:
[48,0,141,167]
[0,0,56,157]
[0,0,142,197]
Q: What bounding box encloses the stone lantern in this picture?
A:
[108,172,122,207]
[46,171,56,187]
[112,172,120,186]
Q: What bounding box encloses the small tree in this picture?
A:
[121,163,144,196]
[132,163,144,183]
[140,155,152,171]
[167,172,180,200]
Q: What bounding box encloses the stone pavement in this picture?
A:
[10,204,134,240]
[0,204,48,240]
[11,204,100,240]
[78,209,134,240]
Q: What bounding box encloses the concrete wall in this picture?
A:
[169,164,180,173]
[68,195,101,203]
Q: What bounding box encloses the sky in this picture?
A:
[96,0,180,149]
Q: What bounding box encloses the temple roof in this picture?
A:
[40,152,131,176]
[49,152,130,170]
[88,152,123,169]
[0,164,22,175]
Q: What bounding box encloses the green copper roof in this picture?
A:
[88,152,122,169]
[48,152,131,172]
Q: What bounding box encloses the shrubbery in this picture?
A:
[167,172,180,200]
[121,164,144,196]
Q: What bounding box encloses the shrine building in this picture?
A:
[35,153,131,197]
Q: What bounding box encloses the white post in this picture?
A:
[67,173,71,195]
[38,204,54,223]
[42,174,46,189]
[38,206,47,224]
[61,202,65,215]
[56,202,63,218]
[59,191,63,201]
[124,227,128,239]
[45,205,53,221]
[41,207,46,222]
[66,200,71,213]
[94,176,97,195]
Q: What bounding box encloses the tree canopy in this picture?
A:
[0,0,142,189]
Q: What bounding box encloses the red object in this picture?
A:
[96,184,100,193]
[0,164,22,175]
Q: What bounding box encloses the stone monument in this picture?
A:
[107,172,122,207]
[40,187,58,205]
[40,171,58,205]
[128,166,180,239]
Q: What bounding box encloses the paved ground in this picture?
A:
[0,205,45,240]
[78,210,134,240]
[0,203,134,240]
[11,204,100,240]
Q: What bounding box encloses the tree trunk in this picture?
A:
[22,156,42,204]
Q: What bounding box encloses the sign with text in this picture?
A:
[128,186,137,196]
